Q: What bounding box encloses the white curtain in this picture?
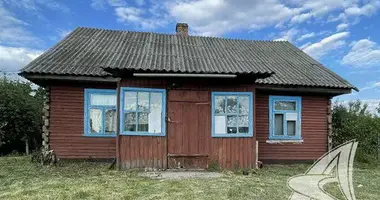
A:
[148,92,162,133]
[90,109,102,133]
[91,94,116,106]
[105,110,116,133]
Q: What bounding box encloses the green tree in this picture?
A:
[332,100,380,163]
[0,75,44,155]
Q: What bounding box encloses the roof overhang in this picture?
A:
[132,73,238,78]
[256,84,353,96]
[20,72,354,96]
[19,73,120,86]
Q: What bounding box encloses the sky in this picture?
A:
[0,0,379,113]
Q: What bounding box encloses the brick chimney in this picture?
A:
[176,23,188,36]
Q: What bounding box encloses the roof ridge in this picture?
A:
[74,26,287,43]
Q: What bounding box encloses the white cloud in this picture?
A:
[167,0,298,36]
[290,12,313,24]
[273,28,299,42]
[327,13,347,22]
[303,32,350,59]
[2,0,70,14]
[59,30,71,39]
[336,22,349,31]
[361,81,380,91]
[115,6,167,29]
[297,32,316,42]
[91,0,126,10]
[91,0,167,30]
[291,0,353,24]
[0,4,41,46]
[107,0,126,7]
[0,45,43,72]
[115,7,142,22]
[89,0,380,36]
[289,0,380,27]
[345,1,380,16]
[299,42,312,50]
[341,39,380,67]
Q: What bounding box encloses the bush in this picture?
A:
[332,100,380,164]
[0,74,45,155]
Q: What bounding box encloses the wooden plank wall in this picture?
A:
[256,92,328,162]
[119,78,257,169]
[119,79,168,169]
[167,90,256,169]
[50,85,116,159]
[48,78,329,167]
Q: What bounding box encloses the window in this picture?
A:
[212,92,253,137]
[269,96,301,140]
[121,87,166,136]
[84,89,117,137]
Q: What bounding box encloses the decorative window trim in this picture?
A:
[84,89,117,137]
[269,95,302,140]
[211,92,254,138]
[120,87,166,136]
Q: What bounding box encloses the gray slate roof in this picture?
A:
[21,27,355,90]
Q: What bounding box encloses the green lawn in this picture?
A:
[0,156,379,200]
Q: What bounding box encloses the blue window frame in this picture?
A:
[211,92,253,137]
[120,87,166,136]
[269,96,302,140]
[84,89,117,137]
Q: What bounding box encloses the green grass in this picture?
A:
[0,156,379,199]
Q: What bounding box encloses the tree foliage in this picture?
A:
[0,75,45,155]
[332,100,380,163]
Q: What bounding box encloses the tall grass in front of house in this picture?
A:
[0,156,379,200]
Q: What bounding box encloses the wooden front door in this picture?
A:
[167,90,210,169]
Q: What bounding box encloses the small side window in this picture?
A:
[84,89,117,137]
[269,96,301,140]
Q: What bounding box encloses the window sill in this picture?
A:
[212,134,253,138]
[266,139,303,144]
[120,132,166,137]
[83,134,116,138]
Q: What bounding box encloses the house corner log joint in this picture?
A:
[41,87,57,164]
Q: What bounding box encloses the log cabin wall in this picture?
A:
[49,83,116,159]
[119,78,257,169]
[256,91,329,163]
[48,78,330,168]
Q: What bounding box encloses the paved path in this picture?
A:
[139,171,223,180]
